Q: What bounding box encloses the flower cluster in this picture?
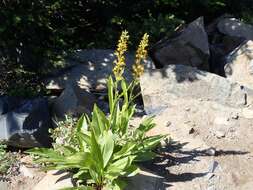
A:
[113,30,129,80]
[132,33,149,78]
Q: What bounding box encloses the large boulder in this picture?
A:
[45,49,154,91]
[0,97,52,148]
[149,17,210,70]
[51,84,96,119]
[207,16,246,76]
[217,18,253,40]
[224,40,253,88]
[140,65,253,115]
[138,65,253,189]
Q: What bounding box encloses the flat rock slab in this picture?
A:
[33,170,74,190]
[129,101,253,190]
[137,65,253,189]
[150,17,209,70]
[140,64,253,114]
[45,49,154,91]
[0,97,52,148]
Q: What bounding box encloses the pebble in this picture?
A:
[166,121,172,127]
[214,130,226,139]
[189,128,195,134]
[206,148,216,156]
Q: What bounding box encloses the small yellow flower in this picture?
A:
[132,33,149,78]
[113,30,129,80]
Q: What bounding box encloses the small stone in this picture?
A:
[208,160,219,173]
[185,107,191,111]
[189,128,195,134]
[214,130,226,139]
[206,148,216,156]
[166,121,171,127]
[231,114,239,120]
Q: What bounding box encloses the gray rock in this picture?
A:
[45,49,155,91]
[224,40,253,88]
[150,17,209,70]
[208,161,220,173]
[140,65,253,114]
[217,18,253,40]
[0,181,8,190]
[51,84,96,119]
[127,170,165,190]
[139,64,253,189]
[33,170,74,190]
[0,97,52,148]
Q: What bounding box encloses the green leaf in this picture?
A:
[113,142,136,161]
[90,130,104,173]
[135,151,157,162]
[76,115,88,133]
[121,165,140,177]
[108,76,114,114]
[107,155,136,177]
[91,104,109,137]
[101,131,114,168]
[121,79,128,105]
[141,135,164,150]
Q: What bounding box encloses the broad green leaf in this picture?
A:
[141,135,165,150]
[91,104,109,137]
[76,115,88,133]
[121,165,140,177]
[135,151,157,162]
[101,131,114,168]
[90,130,104,173]
[107,155,136,177]
[113,142,136,160]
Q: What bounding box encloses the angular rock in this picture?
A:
[33,170,74,190]
[207,16,245,76]
[209,36,243,76]
[150,17,209,70]
[0,181,8,190]
[217,18,253,40]
[127,170,165,190]
[138,64,253,189]
[51,84,96,119]
[140,65,253,114]
[0,97,52,148]
[45,49,154,91]
[224,40,253,88]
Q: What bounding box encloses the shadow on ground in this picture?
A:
[137,140,248,189]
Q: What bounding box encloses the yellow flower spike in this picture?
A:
[133,33,149,78]
[113,30,129,80]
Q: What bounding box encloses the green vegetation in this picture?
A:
[0,143,15,175]
[27,32,165,189]
[1,1,253,92]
